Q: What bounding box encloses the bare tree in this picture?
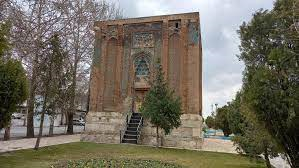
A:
[7,0,66,138]
[3,0,122,140]
[57,0,122,134]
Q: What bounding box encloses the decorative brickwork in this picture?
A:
[83,12,203,149]
[133,33,154,48]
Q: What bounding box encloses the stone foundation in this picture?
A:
[81,111,127,144]
[82,112,203,149]
[139,114,203,149]
[81,98,132,144]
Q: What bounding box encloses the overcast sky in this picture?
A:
[113,0,275,118]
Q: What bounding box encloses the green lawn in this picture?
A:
[0,142,266,168]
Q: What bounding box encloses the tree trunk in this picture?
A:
[67,112,73,134]
[23,116,26,126]
[156,126,159,148]
[49,115,54,136]
[27,67,37,138]
[223,131,230,137]
[34,93,48,150]
[4,124,11,141]
[34,112,45,150]
[67,59,77,134]
[264,145,272,168]
[60,112,64,125]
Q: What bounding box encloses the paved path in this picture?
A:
[202,138,237,154]
[202,138,290,168]
[0,134,80,153]
[0,125,84,140]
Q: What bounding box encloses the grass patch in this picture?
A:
[0,142,266,168]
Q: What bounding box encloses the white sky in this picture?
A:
[112,0,275,118]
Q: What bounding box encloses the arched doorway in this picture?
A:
[132,53,150,112]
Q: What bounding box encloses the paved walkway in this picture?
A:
[0,125,84,140]
[202,138,290,168]
[0,134,80,153]
[202,138,237,154]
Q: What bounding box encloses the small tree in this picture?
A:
[0,59,28,129]
[34,34,67,149]
[140,60,182,147]
[215,105,232,137]
[205,116,215,129]
[0,22,28,132]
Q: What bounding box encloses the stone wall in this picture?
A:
[81,111,125,144]
[139,114,203,149]
[81,98,132,144]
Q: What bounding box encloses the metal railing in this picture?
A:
[120,114,131,143]
[119,114,129,143]
[136,116,143,144]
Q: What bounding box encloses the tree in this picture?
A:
[205,116,215,129]
[56,0,122,134]
[238,0,298,167]
[215,105,232,137]
[46,34,68,137]
[4,0,64,138]
[140,60,182,147]
[34,33,68,149]
[226,92,246,135]
[0,20,10,57]
[0,22,28,134]
[3,0,121,137]
[226,92,280,168]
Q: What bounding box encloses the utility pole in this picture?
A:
[214,103,218,136]
[211,104,214,129]
[215,103,218,112]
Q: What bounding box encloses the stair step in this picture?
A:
[127,127,138,131]
[129,119,140,123]
[124,134,137,139]
[121,113,142,144]
[131,117,141,120]
[128,123,139,127]
[125,130,138,135]
[122,138,137,144]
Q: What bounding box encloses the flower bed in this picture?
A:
[53,158,183,168]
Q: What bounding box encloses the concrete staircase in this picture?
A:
[121,113,143,144]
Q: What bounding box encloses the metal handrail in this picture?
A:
[136,116,143,144]
[120,113,130,143]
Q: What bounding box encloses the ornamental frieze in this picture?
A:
[133,32,154,48]
[101,26,118,39]
[124,23,162,33]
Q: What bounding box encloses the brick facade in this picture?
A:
[82,12,203,149]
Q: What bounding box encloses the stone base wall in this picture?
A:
[81,111,127,144]
[139,114,203,149]
[82,98,132,144]
[81,111,203,149]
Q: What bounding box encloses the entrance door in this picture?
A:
[133,89,148,112]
